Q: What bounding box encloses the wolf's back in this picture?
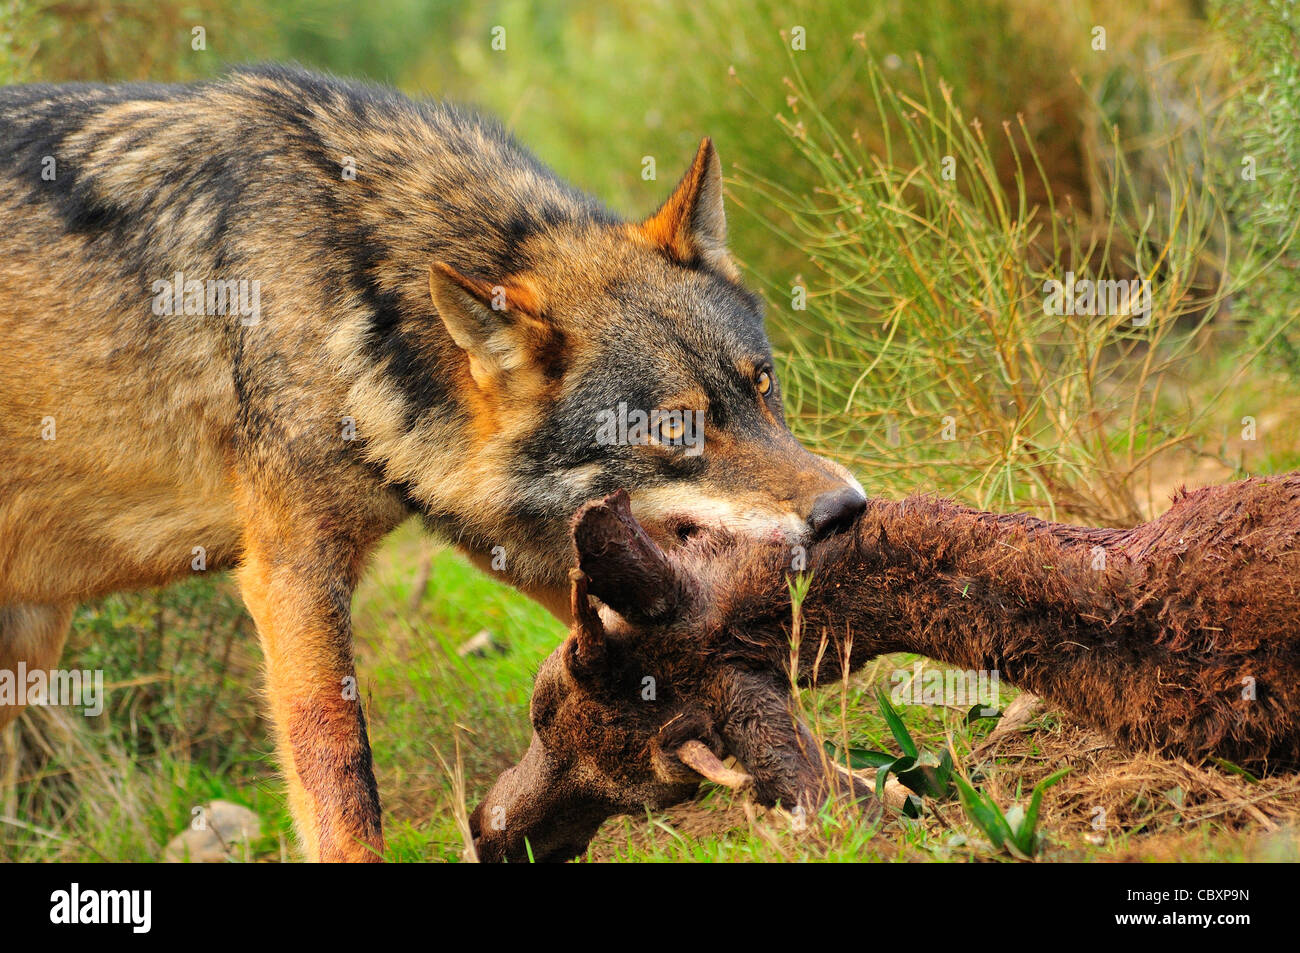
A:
[0,67,597,600]
[0,66,610,291]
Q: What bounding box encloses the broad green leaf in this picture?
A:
[1022,767,1072,853]
[901,793,923,818]
[1213,758,1260,784]
[965,704,1001,724]
[877,755,914,800]
[896,750,954,799]
[953,774,1013,849]
[823,740,895,770]
[875,687,918,758]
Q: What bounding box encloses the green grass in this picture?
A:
[352,524,565,862]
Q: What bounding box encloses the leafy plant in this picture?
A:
[826,688,956,817]
[953,766,1071,859]
[1212,0,1300,375]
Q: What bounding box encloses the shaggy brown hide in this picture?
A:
[470,474,1300,861]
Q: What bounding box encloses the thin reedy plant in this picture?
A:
[732,51,1289,525]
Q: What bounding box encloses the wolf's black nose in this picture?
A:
[808,487,867,539]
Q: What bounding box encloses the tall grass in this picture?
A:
[1212,0,1300,373]
[735,49,1284,524]
[1,579,285,861]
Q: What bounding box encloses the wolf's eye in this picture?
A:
[658,414,685,442]
[756,370,773,396]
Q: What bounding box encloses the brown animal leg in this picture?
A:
[0,604,75,732]
[236,523,384,863]
[0,604,76,813]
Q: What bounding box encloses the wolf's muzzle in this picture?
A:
[807,486,867,539]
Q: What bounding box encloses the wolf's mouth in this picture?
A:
[671,518,704,544]
[648,513,706,548]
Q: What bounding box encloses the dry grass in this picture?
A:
[583,683,1300,863]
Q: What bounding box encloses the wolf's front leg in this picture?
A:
[236,531,384,862]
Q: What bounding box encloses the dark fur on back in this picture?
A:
[0,65,613,283]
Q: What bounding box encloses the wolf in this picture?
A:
[0,65,865,861]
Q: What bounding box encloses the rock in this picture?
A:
[163,799,261,863]
[457,629,504,658]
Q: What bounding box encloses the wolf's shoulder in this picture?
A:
[217,64,506,139]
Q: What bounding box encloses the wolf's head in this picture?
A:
[396,138,862,596]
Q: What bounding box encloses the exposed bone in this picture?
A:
[678,740,753,789]
[973,692,1045,756]
[826,762,913,811]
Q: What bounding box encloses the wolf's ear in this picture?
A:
[638,138,738,280]
[428,262,548,383]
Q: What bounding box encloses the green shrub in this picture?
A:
[1212,0,1300,374]
[739,51,1276,523]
